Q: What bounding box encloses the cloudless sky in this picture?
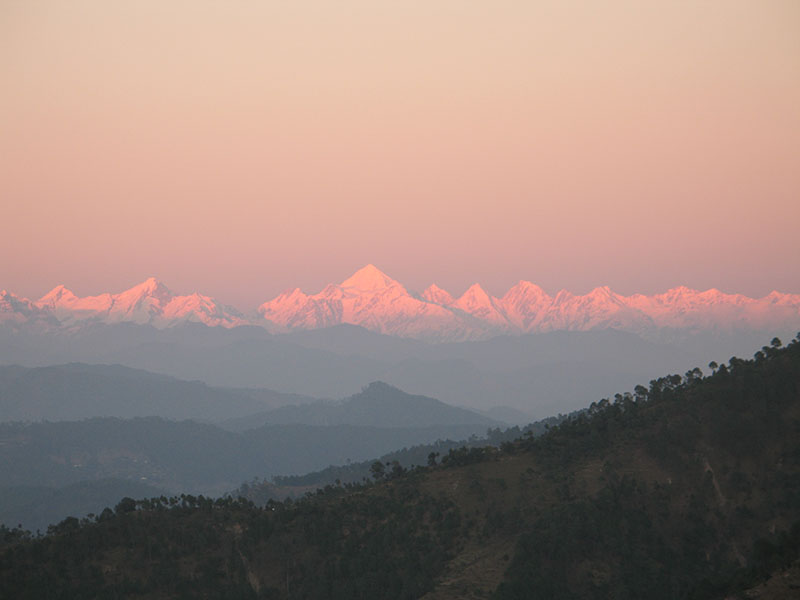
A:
[1,0,799,308]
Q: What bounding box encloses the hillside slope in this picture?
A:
[1,336,798,599]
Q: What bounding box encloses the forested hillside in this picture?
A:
[1,336,798,599]
[0,419,492,496]
[0,379,500,530]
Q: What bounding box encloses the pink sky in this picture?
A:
[1,1,799,308]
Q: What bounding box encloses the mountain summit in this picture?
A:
[340,264,401,292]
[259,265,463,339]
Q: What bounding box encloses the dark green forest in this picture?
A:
[1,335,799,599]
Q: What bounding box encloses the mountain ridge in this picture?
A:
[223,381,499,430]
[2,264,798,341]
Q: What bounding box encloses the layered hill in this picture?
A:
[0,376,499,529]
[1,337,798,599]
[223,381,498,430]
[2,265,798,341]
[0,363,314,423]
[0,323,725,416]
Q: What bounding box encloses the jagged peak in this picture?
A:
[503,280,548,299]
[122,277,172,298]
[662,285,700,296]
[515,280,544,290]
[340,264,401,291]
[586,285,616,298]
[38,284,77,304]
[422,284,455,305]
[136,276,167,291]
[458,283,491,302]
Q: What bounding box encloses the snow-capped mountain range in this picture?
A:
[2,265,799,341]
[2,277,247,331]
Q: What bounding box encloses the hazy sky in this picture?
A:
[2,0,798,307]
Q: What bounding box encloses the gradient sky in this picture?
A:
[1,0,799,308]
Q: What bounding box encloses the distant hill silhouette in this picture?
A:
[223,381,498,430]
[0,363,315,423]
[3,321,781,416]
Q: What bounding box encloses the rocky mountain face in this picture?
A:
[2,265,798,341]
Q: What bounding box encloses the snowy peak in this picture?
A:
[585,286,624,305]
[454,284,498,314]
[256,268,800,340]
[422,284,455,306]
[500,281,552,330]
[504,280,547,297]
[1,289,58,328]
[30,279,245,329]
[38,284,78,306]
[258,267,470,339]
[117,277,173,305]
[547,285,636,331]
[130,276,170,295]
[453,284,508,327]
[502,281,550,305]
[275,288,309,304]
[340,264,402,292]
[457,283,491,304]
[5,268,800,340]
